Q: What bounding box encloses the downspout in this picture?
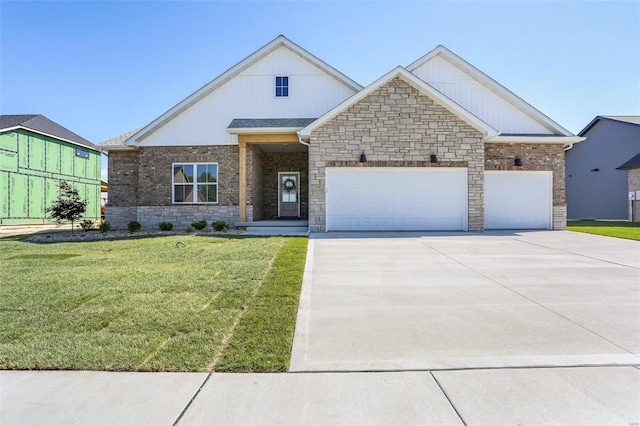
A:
[297,132,311,235]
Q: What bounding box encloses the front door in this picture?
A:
[279,172,299,218]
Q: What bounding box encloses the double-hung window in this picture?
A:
[275,76,289,97]
[172,163,218,203]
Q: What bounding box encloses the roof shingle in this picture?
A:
[0,114,95,150]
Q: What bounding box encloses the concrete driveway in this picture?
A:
[290,231,640,372]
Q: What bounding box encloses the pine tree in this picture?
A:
[47,181,87,234]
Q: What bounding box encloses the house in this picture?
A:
[566,116,640,220]
[100,35,583,232]
[0,115,101,225]
[616,153,640,221]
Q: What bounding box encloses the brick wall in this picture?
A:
[308,77,484,232]
[137,145,239,206]
[107,151,139,207]
[106,145,241,229]
[485,143,566,229]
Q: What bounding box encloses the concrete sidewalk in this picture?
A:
[2,367,639,425]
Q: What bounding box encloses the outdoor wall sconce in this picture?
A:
[514,157,523,167]
[359,151,367,163]
[430,154,439,164]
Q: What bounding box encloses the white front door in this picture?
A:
[325,167,468,231]
[279,172,300,218]
[484,171,553,229]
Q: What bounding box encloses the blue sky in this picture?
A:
[1,1,639,178]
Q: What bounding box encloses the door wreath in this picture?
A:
[283,177,296,193]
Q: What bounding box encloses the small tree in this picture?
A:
[47,181,87,233]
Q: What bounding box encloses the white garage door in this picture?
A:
[485,171,552,230]
[325,167,467,231]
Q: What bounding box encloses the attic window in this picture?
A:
[275,76,289,97]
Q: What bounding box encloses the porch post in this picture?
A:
[239,141,247,222]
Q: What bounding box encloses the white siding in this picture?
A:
[140,46,357,146]
[411,56,552,135]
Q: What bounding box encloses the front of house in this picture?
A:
[101,36,583,232]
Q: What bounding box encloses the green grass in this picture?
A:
[0,235,308,372]
[567,220,640,241]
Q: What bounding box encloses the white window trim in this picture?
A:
[278,171,300,217]
[275,75,289,98]
[172,162,219,204]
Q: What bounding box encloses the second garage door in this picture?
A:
[325,167,468,231]
[485,171,553,230]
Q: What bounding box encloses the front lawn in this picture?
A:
[0,235,307,372]
[567,220,640,241]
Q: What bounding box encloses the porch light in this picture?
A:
[359,152,367,163]
[430,154,438,164]
[514,157,523,167]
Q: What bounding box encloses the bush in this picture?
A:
[185,226,194,233]
[98,221,111,233]
[159,221,174,231]
[212,220,229,232]
[191,220,207,230]
[127,221,141,233]
[79,219,95,231]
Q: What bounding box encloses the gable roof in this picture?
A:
[406,45,575,137]
[98,128,143,151]
[0,114,97,151]
[125,35,363,146]
[578,115,640,136]
[299,66,499,141]
[616,153,640,170]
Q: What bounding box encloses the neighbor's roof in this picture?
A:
[578,115,640,136]
[228,118,317,135]
[616,153,640,170]
[124,35,363,146]
[0,114,97,151]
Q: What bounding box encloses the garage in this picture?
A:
[325,167,468,231]
[485,171,552,229]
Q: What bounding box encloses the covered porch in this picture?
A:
[230,119,313,223]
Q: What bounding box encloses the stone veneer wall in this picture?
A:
[246,144,264,221]
[629,169,640,222]
[484,143,567,229]
[308,77,484,232]
[107,145,242,229]
[262,152,308,219]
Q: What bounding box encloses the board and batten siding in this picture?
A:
[411,55,552,135]
[139,46,358,146]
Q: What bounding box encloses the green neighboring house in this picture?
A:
[0,115,101,225]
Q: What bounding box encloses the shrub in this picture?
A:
[185,226,194,233]
[159,221,174,231]
[127,221,141,233]
[191,220,207,230]
[79,219,95,231]
[212,220,229,232]
[98,221,111,233]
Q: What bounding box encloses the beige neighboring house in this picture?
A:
[617,153,640,221]
[100,35,583,232]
